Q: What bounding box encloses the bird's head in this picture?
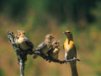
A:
[52,40,60,48]
[45,34,54,40]
[17,30,25,37]
[63,30,72,36]
[63,30,73,40]
[44,34,55,45]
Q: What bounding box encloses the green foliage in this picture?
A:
[0,69,5,76]
[0,0,101,26]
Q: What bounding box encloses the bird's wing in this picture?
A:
[25,40,34,49]
[35,42,47,51]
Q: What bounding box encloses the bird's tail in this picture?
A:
[70,61,78,76]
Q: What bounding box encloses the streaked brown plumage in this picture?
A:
[48,40,60,60]
[35,34,60,60]
[15,30,33,53]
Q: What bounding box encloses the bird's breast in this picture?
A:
[20,42,29,50]
[16,37,24,43]
[15,37,30,50]
[64,39,71,52]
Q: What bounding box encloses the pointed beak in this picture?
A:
[63,32,65,34]
[63,31,67,35]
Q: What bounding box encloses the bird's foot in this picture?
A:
[33,55,38,59]
[34,51,40,55]
[65,57,80,62]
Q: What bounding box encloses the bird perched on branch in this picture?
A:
[63,30,78,76]
[41,34,60,60]
[35,34,54,56]
[15,30,33,53]
[47,40,60,60]
[35,34,60,60]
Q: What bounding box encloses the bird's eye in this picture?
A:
[67,32,70,33]
[55,42,58,44]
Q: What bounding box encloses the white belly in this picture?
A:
[15,37,29,50]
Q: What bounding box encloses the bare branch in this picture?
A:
[33,48,80,64]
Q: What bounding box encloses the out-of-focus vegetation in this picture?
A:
[0,0,101,76]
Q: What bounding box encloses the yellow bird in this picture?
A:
[63,30,78,76]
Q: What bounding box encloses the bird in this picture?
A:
[35,34,55,56]
[44,34,54,48]
[15,30,34,55]
[63,30,78,76]
[35,34,60,61]
[47,39,60,60]
[44,34,60,59]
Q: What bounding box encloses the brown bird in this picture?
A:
[34,34,55,58]
[47,39,60,60]
[63,30,78,76]
[15,30,33,54]
[35,34,60,60]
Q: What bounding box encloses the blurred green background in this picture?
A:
[0,0,101,76]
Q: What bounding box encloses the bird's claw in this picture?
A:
[65,57,80,62]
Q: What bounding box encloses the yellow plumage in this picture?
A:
[63,39,74,52]
[63,30,78,76]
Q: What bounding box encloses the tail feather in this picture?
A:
[70,61,78,76]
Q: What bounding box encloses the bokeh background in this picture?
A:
[0,0,101,76]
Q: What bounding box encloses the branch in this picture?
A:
[33,51,80,64]
[33,41,80,64]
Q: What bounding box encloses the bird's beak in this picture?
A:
[63,32,66,35]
